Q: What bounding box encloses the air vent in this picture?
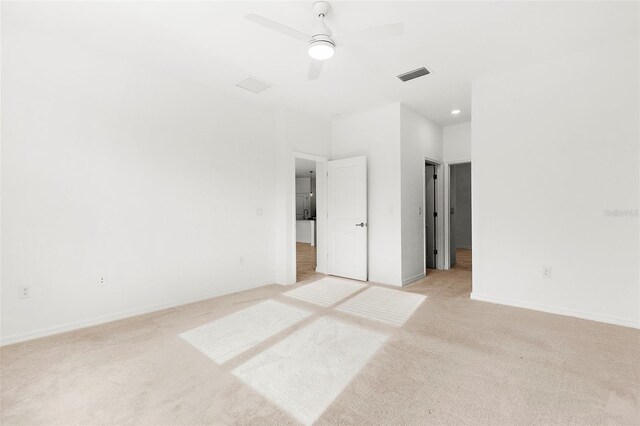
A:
[236,77,272,94]
[397,67,430,82]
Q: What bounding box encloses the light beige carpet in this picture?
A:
[180,299,311,364]
[335,285,426,326]
[283,277,365,307]
[1,269,639,425]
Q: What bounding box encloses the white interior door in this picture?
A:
[327,156,367,281]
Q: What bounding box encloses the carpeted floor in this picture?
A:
[1,269,639,425]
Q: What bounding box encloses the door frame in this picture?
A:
[423,157,445,272]
[290,152,329,284]
[444,160,471,270]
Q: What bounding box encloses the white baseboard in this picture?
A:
[402,272,426,286]
[0,280,272,347]
[470,292,640,329]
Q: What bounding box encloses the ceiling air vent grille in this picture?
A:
[397,67,430,82]
[236,77,272,94]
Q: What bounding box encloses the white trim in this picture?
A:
[446,159,472,165]
[292,152,328,162]
[470,292,640,329]
[402,272,426,286]
[424,156,442,166]
[444,163,451,269]
[1,280,273,346]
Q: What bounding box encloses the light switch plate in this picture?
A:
[19,286,31,299]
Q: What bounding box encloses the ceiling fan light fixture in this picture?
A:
[246,1,404,80]
[308,39,335,60]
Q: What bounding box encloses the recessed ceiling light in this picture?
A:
[451,109,461,115]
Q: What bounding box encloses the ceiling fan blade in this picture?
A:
[308,59,324,80]
[338,23,404,46]
[245,14,312,43]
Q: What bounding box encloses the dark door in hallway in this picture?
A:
[449,162,472,270]
[425,164,437,269]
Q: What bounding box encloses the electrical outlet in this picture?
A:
[19,286,31,299]
[239,256,245,266]
[98,276,107,286]
[543,267,552,279]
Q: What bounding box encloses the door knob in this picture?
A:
[355,222,366,227]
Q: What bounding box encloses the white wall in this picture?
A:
[443,122,471,163]
[400,105,443,283]
[331,105,402,286]
[471,36,639,328]
[1,27,330,344]
[330,104,443,286]
[443,121,471,268]
[274,109,330,285]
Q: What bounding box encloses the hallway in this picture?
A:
[453,248,472,271]
[296,242,319,282]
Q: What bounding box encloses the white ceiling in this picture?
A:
[295,158,316,178]
[4,1,638,125]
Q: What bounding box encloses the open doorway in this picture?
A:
[295,158,321,282]
[290,154,365,284]
[425,161,440,270]
[449,162,472,270]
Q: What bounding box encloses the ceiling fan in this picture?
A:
[245,1,404,80]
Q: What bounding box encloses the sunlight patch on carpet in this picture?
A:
[283,277,366,307]
[180,300,311,363]
[335,286,426,326]
[232,316,387,425]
